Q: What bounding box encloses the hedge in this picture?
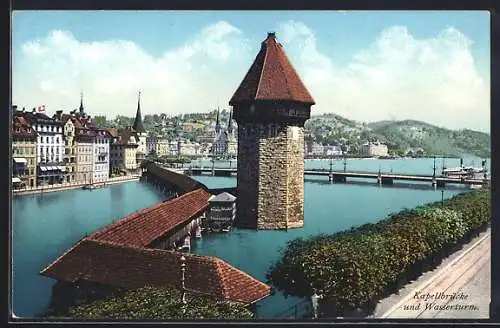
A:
[267,189,490,313]
[49,285,254,320]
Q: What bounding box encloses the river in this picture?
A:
[11,157,486,318]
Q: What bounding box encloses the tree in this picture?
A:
[92,115,108,128]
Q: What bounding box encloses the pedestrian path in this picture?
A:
[372,228,490,319]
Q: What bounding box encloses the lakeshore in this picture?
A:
[12,175,141,196]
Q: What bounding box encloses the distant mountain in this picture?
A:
[305,115,490,158]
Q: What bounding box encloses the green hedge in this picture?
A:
[55,285,254,320]
[267,189,490,311]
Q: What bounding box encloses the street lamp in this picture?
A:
[180,255,187,314]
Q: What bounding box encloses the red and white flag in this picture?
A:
[36,105,46,113]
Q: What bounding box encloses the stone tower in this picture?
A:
[229,32,315,230]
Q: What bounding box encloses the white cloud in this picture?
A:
[277,21,490,132]
[13,20,252,118]
[13,19,489,133]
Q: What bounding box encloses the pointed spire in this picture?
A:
[227,109,233,134]
[215,106,221,134]
[132,91,146,134]
[79,91,84,114]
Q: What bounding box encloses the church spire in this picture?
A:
[227,109,233,134]
[132,91,146,134]
[79,91,84,114]
[215,106,221,134]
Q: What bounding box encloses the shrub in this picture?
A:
[58,285,254,320]
[267,189,490,312]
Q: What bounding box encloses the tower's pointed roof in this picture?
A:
[215,106,221,134]
[79,92,84,114]
[229,32,315,106]
[227,109,233,133]
[133,91,146,134]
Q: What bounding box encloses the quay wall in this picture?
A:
[12,175,140,196]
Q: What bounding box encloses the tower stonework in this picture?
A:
[229,32,314,229]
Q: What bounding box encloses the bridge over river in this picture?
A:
[184,166,490,188]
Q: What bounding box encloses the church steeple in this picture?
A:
[227,109,233,134]
[79,92,84,115]
[132,91,146,134]
[215,106,221,134]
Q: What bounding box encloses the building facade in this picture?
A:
[229,32,315,230]
[359,141,388,158]
[110,129,139,173]
[12,112,38,188]
[75,129,95,184]
[23,110,65,185]
[92,129,111,183]
[61,113,77,183]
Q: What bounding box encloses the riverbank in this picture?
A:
[12,175,141,196]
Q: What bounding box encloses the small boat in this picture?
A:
[82,184,96,190]
[221,226,231,233]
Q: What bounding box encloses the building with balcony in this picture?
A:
[12,110,38,188]
[22,109,65,185]
[92,129,111,183]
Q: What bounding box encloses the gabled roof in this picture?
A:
[40,239,271,304]
[88,188,211,248]
[229,32,315,106]
[12,116,38,138]
[209,192,236,203]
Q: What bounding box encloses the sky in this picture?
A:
[11,11,490,132]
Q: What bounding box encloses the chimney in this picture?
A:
[267,32,276,39]
[22,107,25,112]
[12,105,18,112]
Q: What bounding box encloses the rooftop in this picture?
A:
[40,239,271,304]
[229,32,315,106]
[88,188,211,248]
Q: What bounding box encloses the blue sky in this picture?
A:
[12,11,490,132]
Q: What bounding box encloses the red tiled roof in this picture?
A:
[40,239,271,304]
[88,188,211,248]
[12,116,37,138]
[229,32,315,105]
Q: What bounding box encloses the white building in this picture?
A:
[92,129,111,183]
[324,145,343,157]
[179,140,200,157]
[359,141,389,158]
[24,110,65,185]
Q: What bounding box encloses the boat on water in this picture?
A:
[221,226,231,233]
[443,165,486,177]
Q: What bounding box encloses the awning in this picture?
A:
[40,167,47,171]
[49,166,56,170]
[59,166,66,172]
[12,177,21,183]
[13,158,27,164]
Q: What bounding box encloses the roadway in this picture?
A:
[372,228,491,319]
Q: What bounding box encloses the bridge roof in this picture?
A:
[87,188,211,248]
[229,32,315,106]
[40,239,271,304]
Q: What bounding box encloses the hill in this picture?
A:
[305,115,490,158]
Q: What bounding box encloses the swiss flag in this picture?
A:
[36,105,46,113]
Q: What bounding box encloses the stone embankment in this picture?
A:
[12,175,141,196]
